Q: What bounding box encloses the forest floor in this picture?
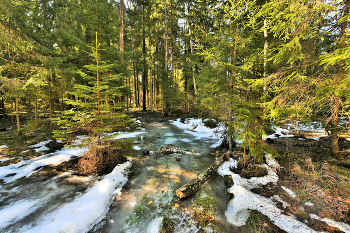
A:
[0,112,350,232]
[252,137,350,233]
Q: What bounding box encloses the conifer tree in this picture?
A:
[54,33,131,174]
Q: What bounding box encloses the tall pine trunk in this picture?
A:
[96,32,101,143]
[120,0,125,111]
[142,3,147,111]
[164,0,170,114]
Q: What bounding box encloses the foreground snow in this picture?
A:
[217,155,350,233]
[21,161,131,233]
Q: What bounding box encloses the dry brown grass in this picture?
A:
[77,142,128,176]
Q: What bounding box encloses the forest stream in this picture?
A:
[1,119,350,233]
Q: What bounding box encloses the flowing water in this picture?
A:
[91,122,230,233]
[0,122,231,233]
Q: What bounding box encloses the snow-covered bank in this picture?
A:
[0,147,86,183]
[310,214,350,233]
[217,155,350,233]
[218,157,317,232]
[21,161,131,233]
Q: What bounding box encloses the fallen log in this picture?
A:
[176,153,230,199]
[145,146,201,156]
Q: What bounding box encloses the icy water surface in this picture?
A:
[91,122,229,233]
[0,122,229,233]
[1,120,350,232]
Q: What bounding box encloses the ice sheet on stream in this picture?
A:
[217,156,350,233]
[0,130,149,233]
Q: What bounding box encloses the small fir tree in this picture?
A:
[54,32,131,175]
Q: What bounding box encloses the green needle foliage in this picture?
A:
[54,33,130,147]
[53,33,131,174]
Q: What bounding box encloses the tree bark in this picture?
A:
[120,0,125,111]
[331,97,340,155]
[147,146,200,156]
[164,0,170,113]
[142,2,147,111]
[331,1,349,155]
[0,96,5,118]
[15,97,21,135]
[176,154,229,199]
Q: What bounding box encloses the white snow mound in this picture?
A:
[22,161,131,233]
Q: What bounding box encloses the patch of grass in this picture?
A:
[255,166,268,177]
[192,196,216,227]
[161,217,175,233]
[248,210,287,233]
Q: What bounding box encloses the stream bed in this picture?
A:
[0,121,231,233]
[90,122,229,233]
[1,120,350,233]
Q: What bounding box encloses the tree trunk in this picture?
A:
[176,154,229,199]
[120,0,125,111]
[15,97,21,135]
[331,97,340,155]
[0,96,5,118]
[142,3,147,111]
[331,1,349,155]
[164,0,170,114]
[96,32,101,143]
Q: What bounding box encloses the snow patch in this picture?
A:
[305,201,314,207]
[271,195,291,208]
[265,154,280,168]
[170,118,225,147]
[0,199,41,230]
[226,185,316,232]
[310,214,350,233]
[218,158,279,190]
[21,161,131,233]
[218,155,317,232]
[281,186,296,198]
[28,140,51,152]
[264,127,294,140]
[147,217,163,233]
